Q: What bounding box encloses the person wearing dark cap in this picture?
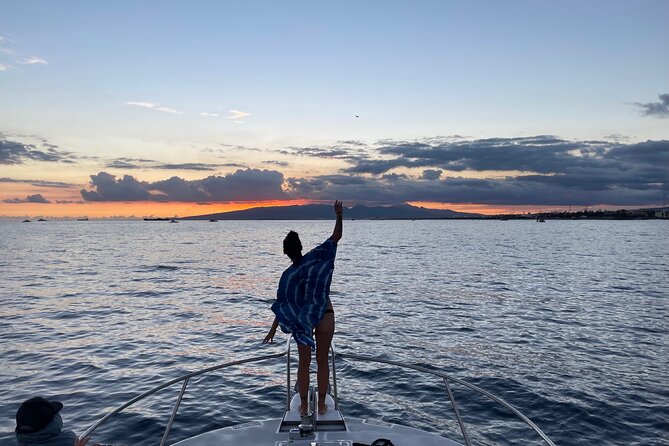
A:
[15,397,83,446]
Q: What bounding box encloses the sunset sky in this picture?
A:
[1,1,668,218]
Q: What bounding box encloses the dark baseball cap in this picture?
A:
[15,397,63,434]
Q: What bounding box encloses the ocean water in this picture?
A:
[0,219,667,446]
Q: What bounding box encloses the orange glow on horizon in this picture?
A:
[1,199,652,220]
[0,199,312,219]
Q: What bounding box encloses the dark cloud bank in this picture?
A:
[78,136,668,207]
[3,194,50,204]
[284,136,668,206]
[80,169,288,202]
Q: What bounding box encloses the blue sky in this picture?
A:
[1,1,668,216]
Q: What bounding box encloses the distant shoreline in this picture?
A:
[4,204,667,222]
[5,216,668,222]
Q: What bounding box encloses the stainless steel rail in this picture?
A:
[80,338,292,439]
[334,350,556,446]
[444,377,471,446]
[82,339,555,446]
[160,378,189,446]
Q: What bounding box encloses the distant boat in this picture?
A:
[37,218,47,222]
[537,217,545,222]
[144,218,170,221]
[170,219,178,223]
[78,218,89,221]
[500,217,509,221]
[22,219,31,223]
[209,219,217,222]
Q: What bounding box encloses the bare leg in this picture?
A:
[315,312,335,414]
[297,343,312,414]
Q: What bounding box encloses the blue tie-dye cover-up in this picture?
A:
[271,238,338,347]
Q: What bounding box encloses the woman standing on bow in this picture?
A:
[264,200,343,415]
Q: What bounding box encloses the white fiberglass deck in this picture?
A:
[174,393,461,446]
[173,417,461,446]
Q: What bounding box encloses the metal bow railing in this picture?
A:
[332,348,556,446]
[80,338,293,445]
[81,338,555,446]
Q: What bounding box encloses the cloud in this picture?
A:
[279,144,368,162]
[0,64,8,72]
[420,169,442,180]
[105,157,156,169]
[19,56,48,65]
[337,140,367,147]
[286,171,665,207]
[105,158,246,171]
[147,176,209,201]
[297,148,349,158]
[341,136,669,180]
[154,163,229,171]
[126,101,181,114]
[381,173,409,182]
[264,160,290,167]
[219,143,262,152]
[603,134,632,143]
[106,160,146,169]
[634,94,669,118]
[1,139,78,164]
[80,172,152,201]
[80,168,288,202]
[283,137,668,206]
[3,194,50,204]
[228,110,250,120]
[371,135,597,174]
[0,177,76,188]
[74,136,668,207]
[0,37,25,58]
[201,112,219,117]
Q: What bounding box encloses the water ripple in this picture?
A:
[0,220,667,446]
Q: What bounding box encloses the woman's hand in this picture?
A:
[74,436,100,446]
[331,200,343,243]
[264,317,279,343]
[263,327,277,344]
[74,436,89,446]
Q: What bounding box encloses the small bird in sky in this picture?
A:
[354,114,359,118]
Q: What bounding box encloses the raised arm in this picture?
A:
[331,200,343,243]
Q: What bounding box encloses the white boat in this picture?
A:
[81,340,555,446]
